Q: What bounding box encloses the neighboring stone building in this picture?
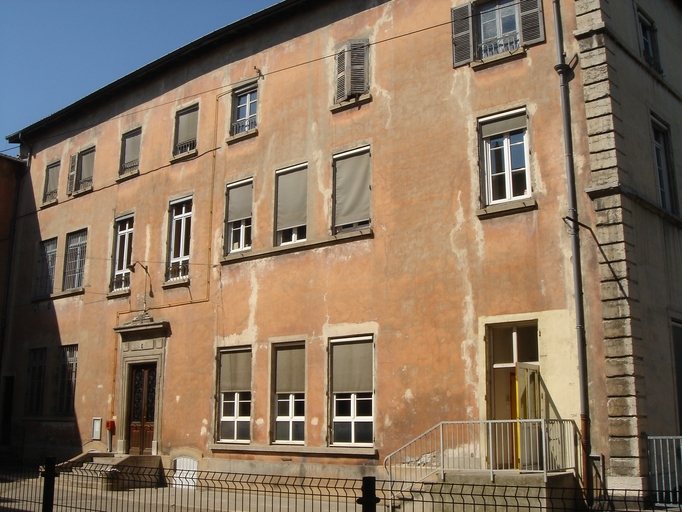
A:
[2,0,680,492]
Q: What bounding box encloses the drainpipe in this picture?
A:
[552,0,591,498]
[0,137,29,381]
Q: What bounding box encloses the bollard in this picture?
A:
[356,476,380,512]
[41,457,56,512]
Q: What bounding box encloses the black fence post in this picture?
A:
[41,457,56,512]
[357,476,380,512]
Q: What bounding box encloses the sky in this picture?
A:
[0,0,280,157]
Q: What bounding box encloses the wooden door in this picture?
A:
[128,364,156,455]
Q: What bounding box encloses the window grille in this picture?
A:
[36,238,57,296]
[63,230,87,290]
[57,345,78,416]
[26,348,46,415]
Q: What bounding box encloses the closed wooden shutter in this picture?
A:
[452,4,473,67]
[66,154,77,195]
[349,39,369,96]
[519,0,545,46]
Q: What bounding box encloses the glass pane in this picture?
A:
[492,327,514,364]
[292,421,304,441]
[490,146,505,174]
[510,142,525,170]
[500,9,516,34]
[277,398,289,416]
[491,174,506,201]
[356,396,372,417]
[276,421,289,441]
[517,325,539,362]
[145,367,156,422]
[237,421,250,440]
[222,398,235,417]
[238,399,251,417]
[244,224,252,246]
[355,422,373,444]
[183,217,191,256]
[335,395,351,416]
[511,170,527,197]
[293,397,305,416]
[173,219,182,257]
[132,369,144,422]
[220,421,234,440]
[333,422,351,443]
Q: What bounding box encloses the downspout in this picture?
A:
[0,137,29,379]
[552,0,591,498]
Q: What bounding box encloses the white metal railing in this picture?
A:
[383,419,578,483]
[648,436,682,504]
[477,33,520,60]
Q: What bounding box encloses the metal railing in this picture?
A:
[232,116,257,135]
[383,419,578,483]
[43,189,58,203]
[120,159,139,175]
[110,272,131,292]
[648,435,682,505]
[166,261,189,281]
[477,33,520,60]
[175,138,197,155]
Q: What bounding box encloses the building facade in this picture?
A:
[2,0,681,490]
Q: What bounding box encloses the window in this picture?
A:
[276,165,307,245]
[35,238,57,297]
[330,337,373,445]
[637,9,661,72]
[174,106,199,156]
[167,198,192,281]
[67,148,95,194]
[452,0,545,67]
[63,229,87,290]
[111,216,134,291]
[218,349,252,442]
[26,348,46,416]
[335,39,369,104]
[120,129,141,175]
[333,147,371,233]
[672,323,682,434]
[226,180,253,253]
[274,345,305,443]
[57,345,78,416]
[43,162,60,203]
[652,119,676,213]
[232,85,258,135]
[480,110,530,205]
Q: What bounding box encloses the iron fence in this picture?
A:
[648,435,682,505]
[0,457,677,512]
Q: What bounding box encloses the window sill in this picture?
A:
[209,443,377,458]
[221,228,373,265]
[330,93,372,114]
[476,198,537,219]
[162,277,190,289]
[107,288,131,299]
[471,47,526,71]
[32,287,85,302]
[40,199,58,209]
[72,186,93,197]
[226,128,258,145]
[116,169,140,183]
[170,149,198,164]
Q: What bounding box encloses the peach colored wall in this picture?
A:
[4,0,608,472]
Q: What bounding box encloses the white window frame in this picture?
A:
[276,164,307,246]
[220,391,252,443]
[57,345,78,416]
[168,198,192,281]
[232,85,258,135]
[330,336,374,446]
[63,229,87,290]
[112,215,134,291]
[226,179,253,254]
[478,0,520,59]
[36,238,57,297]
[43,162,60,203]
[120,128,141,175]
[480,109,530,206]
[174,105,199,156]
[275,393,305,444]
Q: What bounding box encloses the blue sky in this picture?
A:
[0,0,279,156]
